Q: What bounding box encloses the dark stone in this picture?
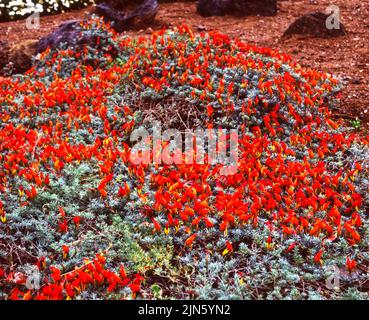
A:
[1,39,38,75]
[283,12,346,38]
[197,0,277,17]
[36,19,121,72]
[9,40,38,73]
[197,25,207,31]
[37,20,117,55]
[95,0,139,10]
[37,20,85,53]
[232,0,277,16]
[197,0,231,17]
[351,78,362,85]
[95,0,159,32]
[0,40,10,70]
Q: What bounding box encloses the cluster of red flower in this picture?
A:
[0,254,143,300]
[0,23,368,299]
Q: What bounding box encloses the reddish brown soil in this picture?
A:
[1,0,368,129]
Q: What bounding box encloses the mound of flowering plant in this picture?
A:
[1,19,369,300]
[0,0,93,22]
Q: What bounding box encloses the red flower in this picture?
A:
[118,182,130,198]
[222,241,233,256]
[129,283,140,294]
[10,288,22,300]
[185,234,197,247]
[151,218,161,233]
[37,256,46,271]
[346,257,357,272]
[285,242,296,253]
[59,207,66,218]
[50,267,61,283]
[58,220,68,233]
[62,245,69,260]
[119,265,127,279]
[73,216,81,228]
[314,250,324,265]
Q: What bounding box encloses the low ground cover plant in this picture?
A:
[0,19,368,300]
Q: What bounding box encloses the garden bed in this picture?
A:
[0,0,369,300]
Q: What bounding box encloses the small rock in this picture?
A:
[0,39,38,75]
[145,27,153,34]
[283,12,346,38]
[35,19,118,68]
[197,25,207,31]
[197,0,231,17]
[352,78,362,85]
[95,0,159,32]
[38,20,82,53]
[0,40,10,70]
[9,40,38,73]
[197,0,277,17]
